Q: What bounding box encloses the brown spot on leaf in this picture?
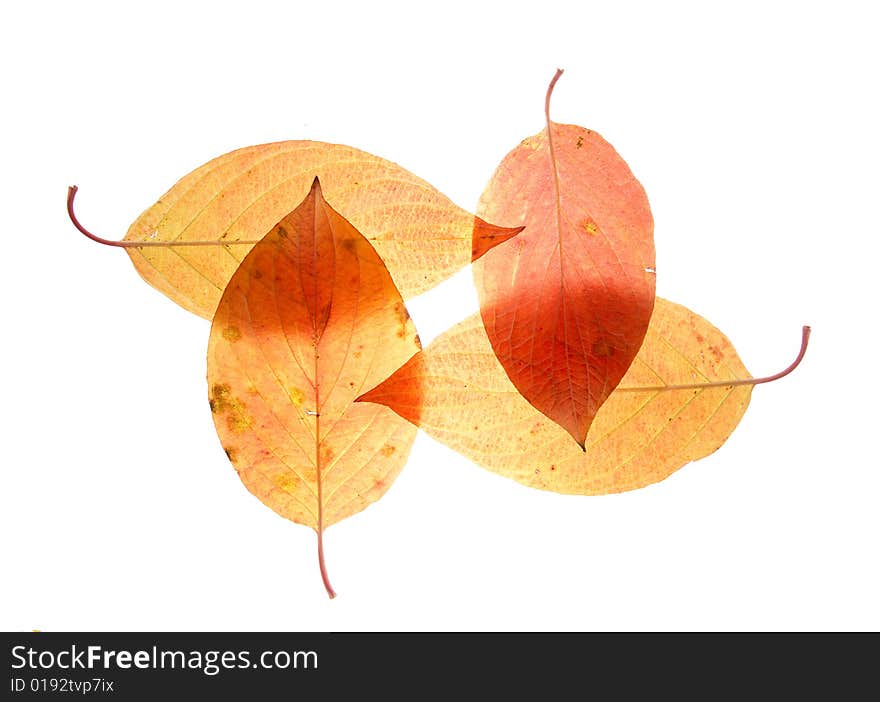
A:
[222,326,242,342]
[576,135,584,148]
[272,472,297,491]
[227,413,252,433]
[380,444,396,457]
[392,301,409,325]
[591,340,614,358]
[391,301,411,340]
[583,219,599,235]
[288,386,305,406]
[223,447,238,463]
[210,383,253,433]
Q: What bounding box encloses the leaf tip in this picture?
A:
[565,426,587,452]
[471,220,526,262]
[353,383,396,411]
[353,390,371,404]
[354,354,424,428]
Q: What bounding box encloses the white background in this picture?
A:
[3,0,877,631]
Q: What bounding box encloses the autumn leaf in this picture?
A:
[359,298,809,495]
[473,69,656,448]
[207,177,421,597]
[68,141,521,319]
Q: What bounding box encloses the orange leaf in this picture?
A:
[359,299,757,495]
[73,141,520,319]
[473,70,655,448]
[207,178,421,597]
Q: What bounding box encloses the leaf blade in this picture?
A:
[123,141,519,318]
[474,80,655,447]
[208,179,421,594]
[359,299,752,495]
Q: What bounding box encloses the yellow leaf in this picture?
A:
[117,141,519,318]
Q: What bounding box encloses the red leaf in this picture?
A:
[473,70,656,448]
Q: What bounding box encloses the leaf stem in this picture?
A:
[544,69,564,236]
[617,326,811,392]
[67,186,128,248]
[66,185,260,248]
[317,528,336,599]
[545,68,564,124]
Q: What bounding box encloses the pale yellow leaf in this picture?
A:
[360,298,753,494]
[122,141,517,318]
